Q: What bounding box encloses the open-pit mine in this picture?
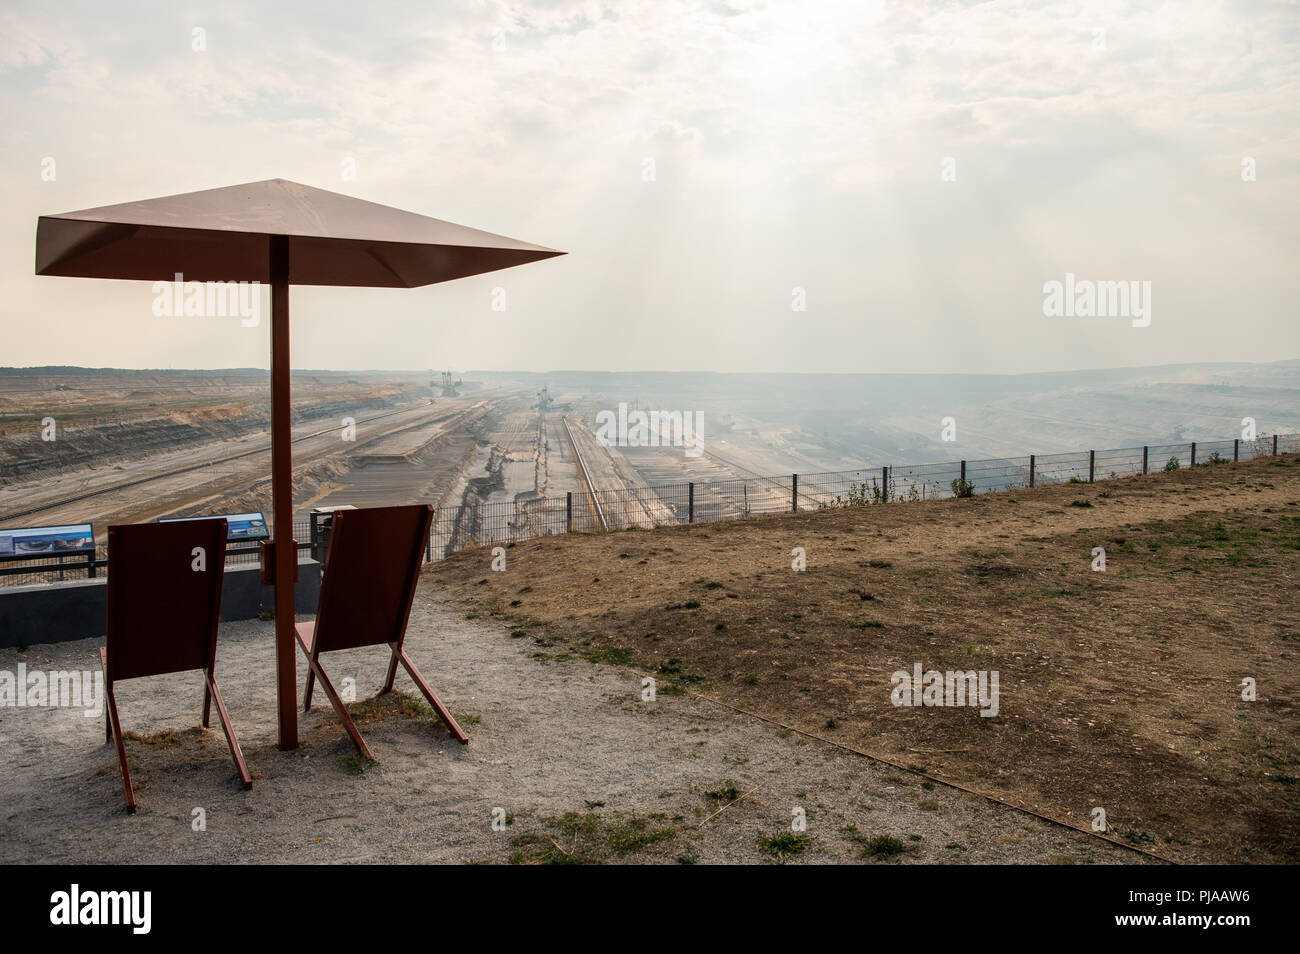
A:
[0,369,798,561]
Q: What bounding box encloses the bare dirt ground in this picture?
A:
[0,596,1146,865]
[433,454,1300,864]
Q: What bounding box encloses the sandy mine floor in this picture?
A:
[0,594,1148,865]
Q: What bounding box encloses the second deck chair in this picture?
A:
[101,518,251,813]
[296,504,468,759]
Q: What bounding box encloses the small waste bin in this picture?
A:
[309,505,356,564]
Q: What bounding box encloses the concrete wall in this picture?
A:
[0,558,321,649]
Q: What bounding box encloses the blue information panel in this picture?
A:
[0,523,95,559]
[160,512,268,542]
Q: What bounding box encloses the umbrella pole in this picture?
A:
[270,235,299,750]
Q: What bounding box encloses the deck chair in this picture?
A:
[101,518,251,813]
[297,504,468,759]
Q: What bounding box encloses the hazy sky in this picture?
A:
[2,0,1297,374]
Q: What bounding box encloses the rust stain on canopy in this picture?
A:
[35,178,564,287]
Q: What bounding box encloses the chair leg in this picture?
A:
[298,628,317,712]
[298,623,318,711]
[304,666,316,711]
[204,669,252,789]
[382,653,399,693]
[392,645,469,745]
[202,676,212,729]
[99,648,136,814]
[295,630,372,760]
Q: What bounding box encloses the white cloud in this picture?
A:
[0,0,1296,372]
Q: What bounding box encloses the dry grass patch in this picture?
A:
[433,455,1300,863]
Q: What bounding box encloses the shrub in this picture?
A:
[759,832,810,861]
[951,478,975,498]
[861,834,907,857]
[837,479,883,506]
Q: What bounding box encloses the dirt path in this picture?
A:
[0,594,1147,865]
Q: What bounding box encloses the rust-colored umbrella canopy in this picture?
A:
[36,178,564,749]
[37,178,563,285]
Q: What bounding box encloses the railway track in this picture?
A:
[0,401,482,524]
[560,415,606,531]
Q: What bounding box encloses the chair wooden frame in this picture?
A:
[101,519,251,813]
[295,504,467,760]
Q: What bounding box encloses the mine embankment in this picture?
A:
[0,394,411,483]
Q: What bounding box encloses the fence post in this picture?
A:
[566,491,573,532]
[1233,438,1239,463]
[688,482,695,523]
[1029,454,1035,488]
[1190,442,1196,467]
[1142,446,1148,474]
[1088,450,1095,483]
[1274,434,1279,455]
[959,460,966,484]
[881,466,889,502]
[792,474,798,512]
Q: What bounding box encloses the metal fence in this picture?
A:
[442,434,1296,553]
[2,433,1295,587]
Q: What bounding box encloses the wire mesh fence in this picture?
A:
[889,460,963,500]
[1093,447,1144,480]
[420,433,1296,557]
[2,433,1296,587]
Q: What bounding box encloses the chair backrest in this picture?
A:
[314,504,433,654]
[105,519,228,682]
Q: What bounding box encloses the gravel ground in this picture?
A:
[0,588,1150,865]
